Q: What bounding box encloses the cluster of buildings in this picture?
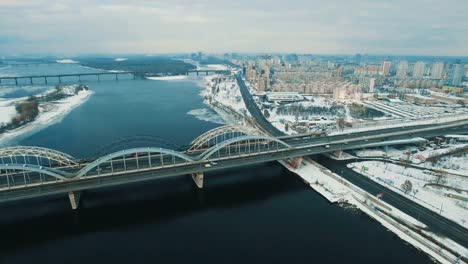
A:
[244,62,270,94]
[394,61,466,87]
[226,53,467,106]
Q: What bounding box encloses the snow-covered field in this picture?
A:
[0,98,18,125]
[349,161,468,228]
[284,159,465,263]
[201,75,250,118]
[146,75,187,81]
[431,154,468,175]
[0,89,94,146]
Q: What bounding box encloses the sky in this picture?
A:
[0,0,467,56]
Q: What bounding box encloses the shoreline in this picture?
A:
[146,75,187,81]
[0,90,94,146]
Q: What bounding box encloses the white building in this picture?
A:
[265,92,304,102]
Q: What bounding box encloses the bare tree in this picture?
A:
[401,180,413,194]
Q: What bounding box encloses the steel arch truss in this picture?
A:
[0,163,73,189]
[76,147,195,178]
[0,146,78,167]
[199,135,292,161]
[189,125,262,152]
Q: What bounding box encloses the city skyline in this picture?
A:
[0,0,467,56]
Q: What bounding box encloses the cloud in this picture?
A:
[0,0,467,55]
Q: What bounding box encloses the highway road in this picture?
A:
[236,74,284,136]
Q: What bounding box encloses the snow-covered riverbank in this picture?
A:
[146,75,187,81]
[0,89,94,146]
[0,99,18,125]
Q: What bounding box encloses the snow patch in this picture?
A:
[0,99,17,125]
[187,108,225,125]
[146,75,187,81]
[115,58,128,62]
[56,59,78,64]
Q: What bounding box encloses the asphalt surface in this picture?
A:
[236,74,284,136]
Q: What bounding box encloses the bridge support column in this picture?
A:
[30,77,33,85]
[333,150,343,159]
[44,77,48,85]
[58,76,62,83]
[286,156,303,169]
[15,78,18,85]
[68,191,81,210]
[191,172,204,189]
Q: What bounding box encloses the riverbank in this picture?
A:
[0,89,93,146]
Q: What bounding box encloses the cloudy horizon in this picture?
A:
[1,0,467,56]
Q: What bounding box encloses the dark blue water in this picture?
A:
[0,64,431,264]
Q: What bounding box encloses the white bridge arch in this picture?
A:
[189,125,263,152]
[76,147,195,178]
[0,146,77,166]
[198,135,292,161]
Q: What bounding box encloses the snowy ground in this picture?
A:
[56,59,78,64]
[0,98,18,126]
[349,161,468,228]
[0,89,94,146]
[430,154,468,175]
[284,159,466,263]
[354,143,468,176]
[146,75,187,81]
[201,75,251,118]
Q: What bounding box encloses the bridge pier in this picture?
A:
[286,156,303,169]
[68,191,81,210]
[58,76,62,84]
[29,77,33,85]
[191,172,204,188]
[332,150,343,159]
[15,78,18,85]
[196,71,199,76]
[115,74,119,81]
[97,75,100,82]
[44,76,48,85]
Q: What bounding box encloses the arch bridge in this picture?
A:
[0,118,467,209]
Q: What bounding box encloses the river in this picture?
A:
[0,62,432,263]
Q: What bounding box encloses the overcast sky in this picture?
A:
[0,0,467,56]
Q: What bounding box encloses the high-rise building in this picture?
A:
[397,61,409,78]
[381,61,391,76]
[355,53,362,65]
[431,62,444,79]
[451,64,465,87]
[413,61,426,78]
